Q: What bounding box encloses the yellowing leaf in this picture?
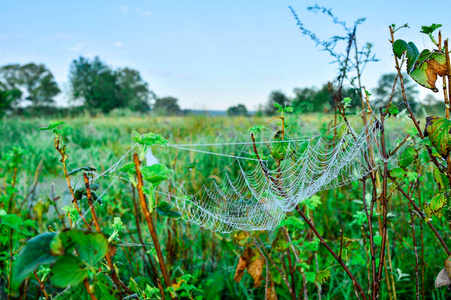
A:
[430,194,447,217]
[410,50,447,92]
[433,168,449,192]
[424,116,451,159]
[233,231,250,247]
[315,269,331,285]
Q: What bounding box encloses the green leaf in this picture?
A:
[420,24,442,35]
[270,137,288,160]
[406,42,420,72]
[305,272,316,283]
[391,167,406,178]
[54,273,120,300]
[388,104,399,116]
[93,273,121,299]
[304,240,319,252]
[374,235,382,246]
[398,146,417,169]
[1,214,23,231]
[433,168,449,192]
[67,167,97,176]
[51,254,88,288]
[393,39,409,58]
[39,121,65,131]
[392,40,420,73]
[304,195,322,210]
[132,131,168,147]
[141,164,172,186]
[274,103,283,109]
[249,125,266,134]
[424,116,451,158]
[156,201,181,219]
[315,269,331,285]
[53,283,88,299]
[58,230,108,267]
[118,162,136,174]
[11,232,59,292]
[430,194,447,217]
[351,211,367,226]
[271,229,289,253]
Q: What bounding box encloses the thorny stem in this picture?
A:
[445,39,451,120]
[256,237,294,296]
[375,112,389,298]
[131,184,166,300]
[294,205,367,299]
[55,137,91,230]
[407,188,420,300]
[360,226,371,296]
[20,159,44,212]
[362,176,376,297]
[83,173,130,298]
[133,153,179,300]
[388,174,451,255]
[33,271,49,300]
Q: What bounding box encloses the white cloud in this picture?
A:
[120,5,129,13]
[136,8,151,17]
[114,42,124,48]
[69,42,83,52]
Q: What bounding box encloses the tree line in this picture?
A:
[0,57,183,117]
[0,56,443,117]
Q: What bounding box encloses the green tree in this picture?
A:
[265,90,290,115]
[69,56,152,113]
[116,68,153,111]
[20,63,60,106]
[0,64,21,90]
[0,83,22,116]
[292,84,332,113]
[153,96,181,115]
[0,63,60,107]
[227,104,248,116]
[373,73,419,109]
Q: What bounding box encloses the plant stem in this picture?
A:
[445,39,451,120]
[130,184,166,299]
[83,278,97,300]
[133,153,178,300]
[83,173,128,298]
[389,174,451,255]
[55,137,91,230]
[33,271,49,300]
[294,205,367,299]
[256,237,294,296]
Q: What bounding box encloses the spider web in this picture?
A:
[72,100,415,234]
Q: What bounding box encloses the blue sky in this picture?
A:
[1,1,450,110]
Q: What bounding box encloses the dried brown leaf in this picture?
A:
[248,258,264,288]
[267,279,278,300]
[234,247,255,283]
[234,257,247,283]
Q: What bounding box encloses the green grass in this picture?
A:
[0,113,450,299]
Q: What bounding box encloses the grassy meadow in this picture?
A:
[1,112,451,300]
